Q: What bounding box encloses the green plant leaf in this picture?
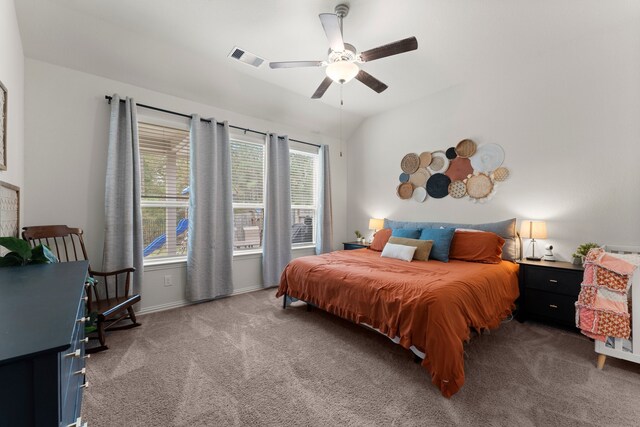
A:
[0,253,22,267]
[0,237,32,260]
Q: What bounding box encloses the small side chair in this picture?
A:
[22,225,141,353]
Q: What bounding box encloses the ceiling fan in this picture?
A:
[269,4,418,99]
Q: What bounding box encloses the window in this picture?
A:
[139,122,190,261]
[231,139,265,251]
[290,148,318,246]
[139,123,319,260]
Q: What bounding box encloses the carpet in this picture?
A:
[82,289,640,426]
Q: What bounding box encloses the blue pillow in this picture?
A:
[419,228,456,262]
[391,228,421,239]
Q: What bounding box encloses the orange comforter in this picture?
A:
[275,249,519,397]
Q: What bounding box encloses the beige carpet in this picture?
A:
[83,289,640,426]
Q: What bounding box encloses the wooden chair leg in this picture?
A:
[127,306,140,326]
[597,354,607,370]
[97,320,106,347]
[86,320,109,354]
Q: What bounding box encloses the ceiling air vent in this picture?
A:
[228,47,265,68]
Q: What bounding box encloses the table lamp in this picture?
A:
[368,218,384,243]
[520,220,547,261]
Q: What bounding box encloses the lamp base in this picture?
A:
[526,256,543,261]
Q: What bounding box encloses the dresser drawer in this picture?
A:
[524,266,582,297]
[60,296,87,426]
[526,289,577,325]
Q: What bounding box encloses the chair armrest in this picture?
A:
[89,267,136,277]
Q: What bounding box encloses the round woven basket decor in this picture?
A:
[466,173,494,199]
[493,167,509,182]
[446,147,458,160]
[397,182,414,200]
[448,180,467,199]
[470,143,504,173]
[412,186,427,203]
[409,168,430,187]
[399,172,410,183]
[401,153,420,174]
[455,139,477,158]
[426,173,451,199]
[444,157,473,181]
[428,151,450,173]
[419,152,432,168]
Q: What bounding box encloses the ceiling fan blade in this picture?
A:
[355,70,388,93]
[311,77,333,99]
[319,13,345,52]
[269,61,323,69]
[359,37,418,62]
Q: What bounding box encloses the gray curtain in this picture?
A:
[262,133,292,287]
[315,144,333,254]
[103,94,143,293]
[186,116,234,302]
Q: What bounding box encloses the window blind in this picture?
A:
[138,122,190,201]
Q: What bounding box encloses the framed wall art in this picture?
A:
[0,181,19,238]
[0,79,6,171]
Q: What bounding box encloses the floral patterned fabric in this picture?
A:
[575,248,636,342]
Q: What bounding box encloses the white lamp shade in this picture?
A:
[326,61,359,83]
[520,220,548,239]
[368,218,384,231]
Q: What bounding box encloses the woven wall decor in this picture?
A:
[401,153,420,174]
[409,168,430,187]
[448,180,467,199]
[397,182,414,200]
[396,138,509,202]
[419,152,432,168]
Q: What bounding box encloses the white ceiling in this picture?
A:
[15,0,640,138]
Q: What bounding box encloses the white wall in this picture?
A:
[347,19,640,261]
[24,59,347,312]
[0,0,25,223]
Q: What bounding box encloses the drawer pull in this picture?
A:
[83,354,91,360]
[80,381,89,389]
[80,337,89,343]
[77,316,90,323]
[549,304,558,309]
[549,279,558,283]
[65,349,81,358]
[74,368,86,376]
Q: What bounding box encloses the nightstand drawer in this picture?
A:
[524,267,582,297]
[343,242,369,250]
[526,289,576,325]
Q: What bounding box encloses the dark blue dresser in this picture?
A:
[0,261,89,427]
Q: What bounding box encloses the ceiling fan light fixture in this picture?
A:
[326,61,359,84]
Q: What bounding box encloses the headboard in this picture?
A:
[383,218,521,261]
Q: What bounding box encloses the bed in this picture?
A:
[275,218,520,397]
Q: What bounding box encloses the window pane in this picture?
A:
[233,208,263,250]
[142,206,189,258]
[232,141,264,204]
[139,122,190,201]
[290,151,317,206]
[292,209,315,244]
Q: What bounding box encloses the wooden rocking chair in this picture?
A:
[22,225,141,353]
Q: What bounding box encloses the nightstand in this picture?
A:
[517,260,584,329]
[343,241,370,250]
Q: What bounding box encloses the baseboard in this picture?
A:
[137,285,267,315]
[137,299,191,315]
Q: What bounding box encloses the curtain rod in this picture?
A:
[104,95,321,148]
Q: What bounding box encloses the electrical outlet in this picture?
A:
[164,275,173,287]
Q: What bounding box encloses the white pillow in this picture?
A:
[381,243,417,262]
